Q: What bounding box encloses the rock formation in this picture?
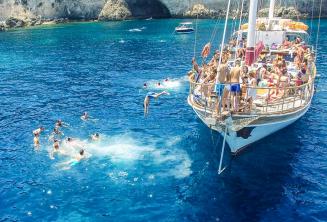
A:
[258,6,302,19]
[184,4,218,18]
[0,0,326,31]
[98,0,131,21]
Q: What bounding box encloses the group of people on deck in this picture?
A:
[33,112,100,166]
[189,35,315,114]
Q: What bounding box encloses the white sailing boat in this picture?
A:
[187,0,319,160]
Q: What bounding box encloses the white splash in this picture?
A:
[145,76,187,91]
[128,28,142,32]
[71,135,192,178]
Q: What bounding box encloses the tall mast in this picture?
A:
[245,0,259,66]
[269,0,275,20]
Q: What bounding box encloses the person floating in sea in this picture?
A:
[81,112,89,121]
[143,91,169,116]
[50,139,60,159]
[33,127,45,137]
[55,119,69,129]
[59,149,87,170]
[143,83,147,89]
[91,133,100,141]
[33,126,44,148]
[49,127,63,141]
[33,135,40,148]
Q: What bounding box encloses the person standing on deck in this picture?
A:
[215,62,229,114]
[230,60,242,112]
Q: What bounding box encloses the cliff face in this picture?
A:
[0,0,326,23]
[0,0,105,21]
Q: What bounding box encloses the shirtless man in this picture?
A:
[55,119,69,129]
[144,91,169,116]
[230,60,242,111]
[50,139,60,159]
[215,63,229,114]
[33,136,40,148]
[33,126,44,148]
[33,127,45,137]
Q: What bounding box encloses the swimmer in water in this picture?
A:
[33,126,44,149]
[143,91,169,116]
[49,128,63,141]
[50,139,60,159]
[60,149,86,170]
[81,112,89,121]
[91,133,100,141]
[33,127,45,137]
[143,83,147,89]
[55,119,69,128]
[33,136,40,149]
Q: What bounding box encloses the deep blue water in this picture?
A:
[0,19,326,222]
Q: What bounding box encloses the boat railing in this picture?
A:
[188,74,315,118]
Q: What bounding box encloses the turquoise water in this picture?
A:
[0,19,326,221]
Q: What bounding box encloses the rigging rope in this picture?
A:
[193,14,199,59]
[315,0,323,62]
[209,17,222,46]
[234,0,245,60]
[215,0,232,85]
[310,0,315,40]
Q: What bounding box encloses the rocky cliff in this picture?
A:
[0,0,326,29]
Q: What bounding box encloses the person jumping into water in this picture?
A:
[143,91,169,116]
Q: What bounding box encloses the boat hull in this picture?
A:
[188,95,311,154]
[175,28,194,34]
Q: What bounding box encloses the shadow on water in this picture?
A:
[181,116,304,221]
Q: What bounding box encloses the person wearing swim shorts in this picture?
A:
[215,63,229,114]
[230,60,242,111]
[144,91,169,116]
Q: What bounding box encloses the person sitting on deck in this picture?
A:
[282,37,292,49]
[143,91,169,116]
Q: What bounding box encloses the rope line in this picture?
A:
[315,0,323,62]
[193,14,199,59]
